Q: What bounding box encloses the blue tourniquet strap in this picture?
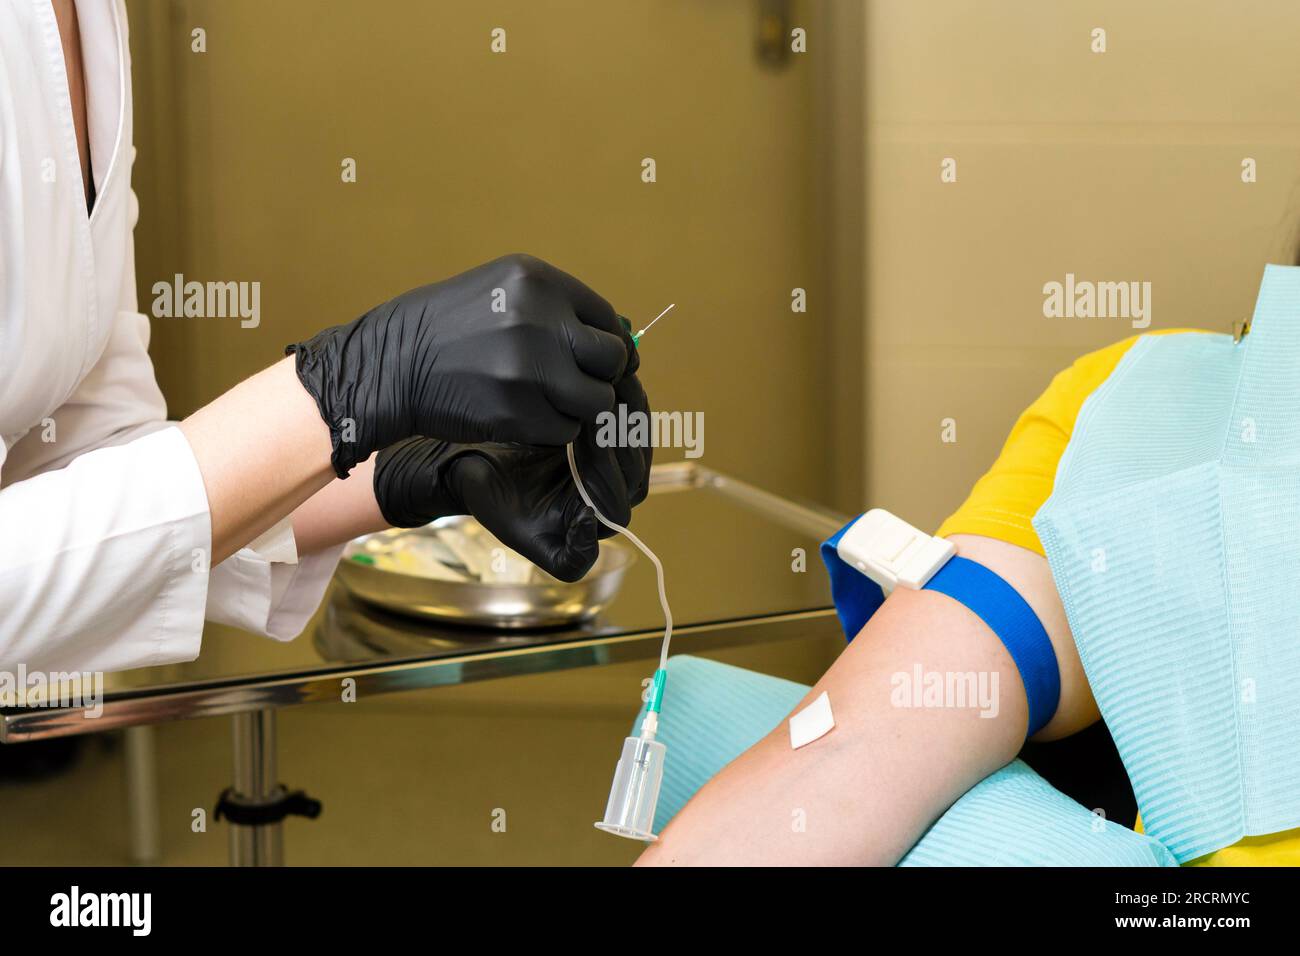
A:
[819,521,887,640]
[820,517,1061,738]
[925,556,1060,737]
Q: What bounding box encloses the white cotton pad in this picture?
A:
[789,691,834,749]
[436,528,491,579]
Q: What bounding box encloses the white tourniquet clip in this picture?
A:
[833,508,955,594]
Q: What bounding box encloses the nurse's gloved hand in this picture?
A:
[569,347,654,534]
[373,438,623,582]
[287,254,631,479]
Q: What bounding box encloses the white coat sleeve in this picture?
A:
[0,426,212,673]
[0,203,343,672]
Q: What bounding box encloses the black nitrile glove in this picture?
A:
[571,344,654,529]
[287,254,632,478]
[374,439,609,582]
[373,332,653,581]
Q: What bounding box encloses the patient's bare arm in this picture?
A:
[635,533,1099,866]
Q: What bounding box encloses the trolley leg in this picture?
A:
[227,709,284,867]
[123,725,161,864]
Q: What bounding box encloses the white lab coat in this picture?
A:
[0,1,342,672]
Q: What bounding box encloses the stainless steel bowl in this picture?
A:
[336,515,635,629]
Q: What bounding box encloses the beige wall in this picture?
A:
[127,0,835,504]
[861,0,1300,529]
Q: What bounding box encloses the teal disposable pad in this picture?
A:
[899,760,1175,867]
[631,656,810,835]
[1034,264,1300,862]
[632,655,1174,865]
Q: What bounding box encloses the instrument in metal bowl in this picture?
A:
[336,515,635,629]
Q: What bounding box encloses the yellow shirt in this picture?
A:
[936,330,1300,866]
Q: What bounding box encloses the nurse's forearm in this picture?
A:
[289,457,388,555]
[179,357,336,564]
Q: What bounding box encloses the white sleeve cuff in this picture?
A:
[205,517,342,641]
[246,514,300,565]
